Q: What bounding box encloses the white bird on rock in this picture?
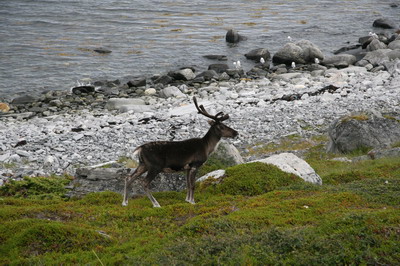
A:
[291,61,296,68]
[368,32,378,39]
[315,58,320,64]
[233,60,241,70]
[260,57,265,64]
[287,36,292,42]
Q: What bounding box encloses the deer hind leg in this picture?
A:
[142,169,161,208]
[122,164,147,207]
[185,167,198,205]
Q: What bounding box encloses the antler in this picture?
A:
[193,97,229,122]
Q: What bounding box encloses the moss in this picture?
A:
[0,176,71,199]
[203,162,304,196]
[0,219,113,258]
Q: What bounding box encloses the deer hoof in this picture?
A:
[186,199,196,205]
[153,204,161,208]
[122,201,128,207]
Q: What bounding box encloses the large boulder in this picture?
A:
[11,95,38,105]
[208,63,229,74]
[67,167,186,198]
[253,153,322,185]
[327,111,400,153]
[272,40,324,65]
[211,140,244,166]
[245,48,271,62]
[388,40,400,50]
[169,68,196,81]
[373,18,398,29]
[194,70,219,82]
[225,29,246,43]
[162,86,186,98]
[322,54,357,68]
[356,49,398,67]
[366,39,387,51]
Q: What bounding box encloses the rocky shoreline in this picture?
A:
[1,20,400,183]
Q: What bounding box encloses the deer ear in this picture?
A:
[208,120,215,125]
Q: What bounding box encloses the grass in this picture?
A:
[0,148,399,264]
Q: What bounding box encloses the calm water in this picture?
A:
[0,0,398,98]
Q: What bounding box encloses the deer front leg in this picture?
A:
[185,167,198,205]
[122,164,146,207]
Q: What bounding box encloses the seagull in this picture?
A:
[314,58,320,64]
[287,36,292,42]
[291,62,296,68]
[368,32,378,39]
[260,57,265,64]
[234,60,241,70]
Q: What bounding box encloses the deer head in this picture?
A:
[193,97,238,138]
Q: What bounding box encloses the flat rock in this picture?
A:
[105,98,146,111]
[322,54,357,68]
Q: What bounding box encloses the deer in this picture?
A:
[122,97,238,208]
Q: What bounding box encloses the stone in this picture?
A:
[388,40,400,50]
[253,153,322,185]
[273,73,303,81]
[356,49,393,66]
[195,70,219,81]
[154,75,173,86]
[203,55,227,61]
[197,169,226,183]
[67,167,186,198]
[373,18,398,29]
[11,95,37,104]
[272,40,324,65]
[327,111,400,153]
[162,86,186,98]
[322,54,357,68]
[208,64,229,74]
[225,29,246,43]
[170,68,196,81]
[245,48,271,62]
[127,78,146,87]
[0,103,10,113]
[210,140,244,166]
[105,98,146,111]
[72,85,95,95]
[144,88,157,96]
[93,47,112,54]
[366,39,387,51]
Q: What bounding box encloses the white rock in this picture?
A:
[0,153,10,162]
[197,169,226,183]
[72,133,84,141]
[16,150,31,157]
[144,88,157,95]
[253,152,322,184]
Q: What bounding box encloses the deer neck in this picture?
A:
[202,126,221,155]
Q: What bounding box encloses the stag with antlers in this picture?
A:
[122,97,238,207]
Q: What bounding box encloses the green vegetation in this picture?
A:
[0,148,399,265]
